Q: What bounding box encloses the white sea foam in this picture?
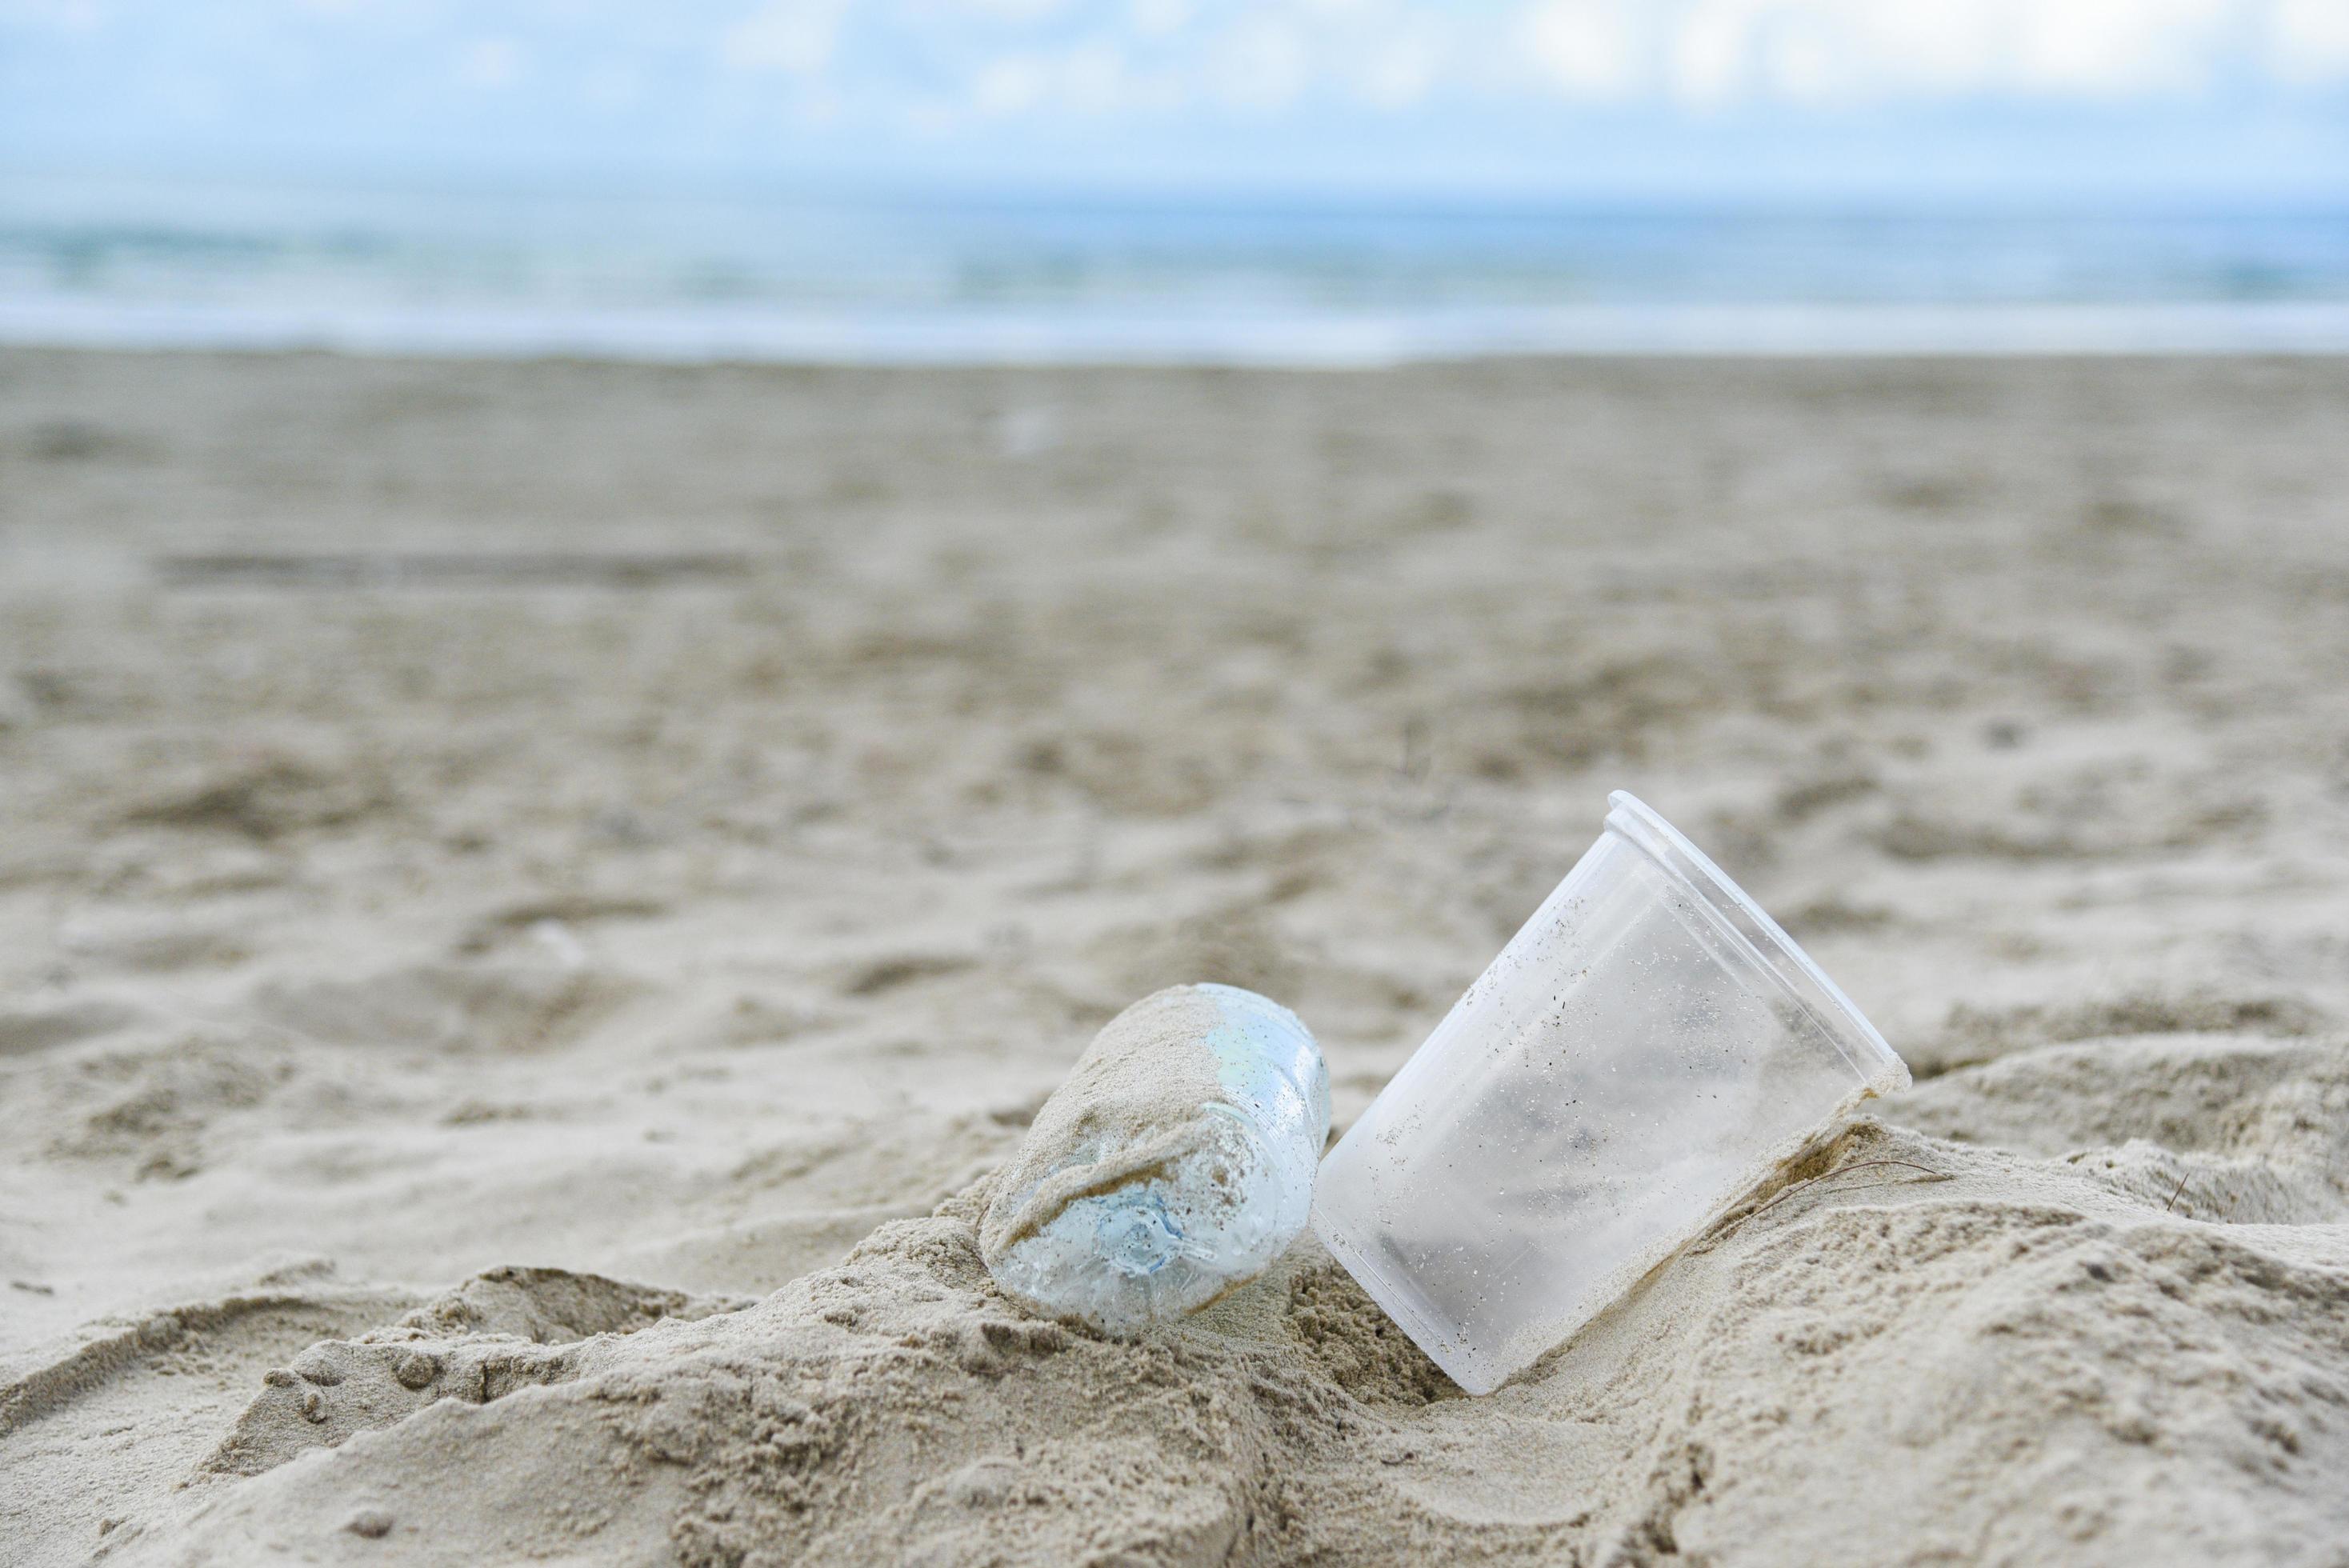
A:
[10,295,2349,364]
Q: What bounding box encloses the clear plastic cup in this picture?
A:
[1311,790,1910,1394]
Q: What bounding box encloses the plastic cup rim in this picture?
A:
[1603,790,1909,1093]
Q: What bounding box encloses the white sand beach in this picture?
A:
[3,348,2347,1564]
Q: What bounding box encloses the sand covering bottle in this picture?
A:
[979,983,1330,1333]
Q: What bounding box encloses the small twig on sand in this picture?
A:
[2164,1173,2190,1213]
[1748,1158,1950,1224]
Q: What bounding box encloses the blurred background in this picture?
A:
[6,0,2349,359]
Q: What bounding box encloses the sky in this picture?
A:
[6,0,2349,202]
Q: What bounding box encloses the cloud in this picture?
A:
[1507,0,2326,110]
[2271,0,2349,82]
[1524,0,1641,101]
[2007,0,2235,97]
[967,35,1184,117]
[1211,14,1311,110]
[722,0,847,75]
[947,0,1077,20]
[2,0,106,30]
[1355,17,1448,108]
[846,0,2349,123]
[5,0,2344,198]
[455,36,522,90]
[972,50,1052,113]
[1127,0,1190,40]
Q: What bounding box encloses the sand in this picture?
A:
[2,347,2347,1564]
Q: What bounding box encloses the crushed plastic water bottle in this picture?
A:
[979,983,1329,1334]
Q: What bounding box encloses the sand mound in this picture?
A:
[1,1261,422,1565]
[87,1082,2349,1565]
[1899,1030,2349,1224]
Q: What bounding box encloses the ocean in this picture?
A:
[6,170,2348,365]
